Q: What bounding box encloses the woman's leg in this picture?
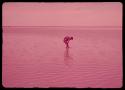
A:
[66,43,69,48]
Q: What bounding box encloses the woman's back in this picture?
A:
[64,36,70,42]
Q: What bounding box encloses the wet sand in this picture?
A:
[2,26,122,88]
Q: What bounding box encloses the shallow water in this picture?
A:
[2,26,122,88]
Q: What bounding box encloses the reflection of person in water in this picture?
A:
[64,47,73,66]
[63,36,73,48]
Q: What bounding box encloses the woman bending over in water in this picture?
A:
[63,36,73,48]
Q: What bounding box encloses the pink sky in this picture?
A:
[2,2,122,26]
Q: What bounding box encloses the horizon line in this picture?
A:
[2,26,122,28]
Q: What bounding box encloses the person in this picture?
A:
[63,36,73,48]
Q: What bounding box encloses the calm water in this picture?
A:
[2,26,122,88]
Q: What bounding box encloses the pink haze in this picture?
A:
[2,2,122,26]
[2,2,122,88]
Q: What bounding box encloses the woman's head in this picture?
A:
[70,37,73,40]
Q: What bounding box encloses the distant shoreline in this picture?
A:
[2,26,122,29]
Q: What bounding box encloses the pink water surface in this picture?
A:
[2,26,122,88]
